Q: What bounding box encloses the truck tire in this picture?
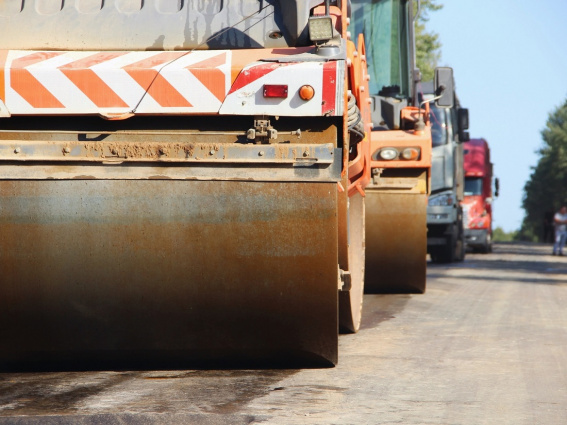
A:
[454,215,466,262]
[480,232,492,254]
[430,236,455,264]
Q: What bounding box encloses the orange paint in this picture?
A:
[59,52,129,108]
[11,52,65,108]
[370,127,432,170]
[346,33,372,196]
[0,50,8,102]
[187,53,227,102]
[124,52,192,108]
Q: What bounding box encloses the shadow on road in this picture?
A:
[0,369,298,419]
[360,295,412,331]
[427,242,567,286]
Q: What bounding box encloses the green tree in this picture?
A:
[520,99,567,241]
[413,0,443,82]
[492,227,518,242]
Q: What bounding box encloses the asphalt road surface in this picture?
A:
[1,242,566,424]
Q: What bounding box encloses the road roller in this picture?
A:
[0,0,372,369]
[350,0,455,293]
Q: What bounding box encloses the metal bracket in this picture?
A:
[0,140,336,165]
[371,168,383,185]
[247,119,277,143]
[246,119,301,144]
[339,269,352,292]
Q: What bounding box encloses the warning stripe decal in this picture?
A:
[11,52,65,108]
[59,52,129,108]
[2,50,343,117]
[227,62,283,95]
[321,61,337,116]
[123,52,192,108]
[3,50,231,114]
[0,50,7,104]
[187,53,227,102]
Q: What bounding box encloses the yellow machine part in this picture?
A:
[0,180,339,369]
[364,171,428,294]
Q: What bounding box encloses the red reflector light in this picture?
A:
[263,84,288,98]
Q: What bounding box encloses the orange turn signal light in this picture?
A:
[401,147,420,160]
[299,85,315,100]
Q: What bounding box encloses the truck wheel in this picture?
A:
[431,246,455,264]
[454,237,465,261]
[430,239,454,264]
[480,232,492,254]
[454,218,466,262]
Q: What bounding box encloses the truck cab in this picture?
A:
[462,138,498,253]
[423,81,469,263]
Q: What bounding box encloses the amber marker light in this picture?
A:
[401,147,420,160]
[299,85,315,101]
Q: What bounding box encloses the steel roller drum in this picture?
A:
[0,180,339,370]
[338,191,365,333]
[365,192,427,294]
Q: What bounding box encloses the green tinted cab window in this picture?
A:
[351,0,411,97]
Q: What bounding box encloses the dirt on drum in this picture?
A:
[0,180,339,369]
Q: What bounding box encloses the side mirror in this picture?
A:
[494,177,500,197]
[458,108,470,142]
[434,67,454,108]
[458,108,469,130]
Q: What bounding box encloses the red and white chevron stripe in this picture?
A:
[3,50,232,115]
[1,49,344,118]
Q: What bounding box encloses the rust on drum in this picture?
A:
[0,180,339,369]
[365,192,427,294]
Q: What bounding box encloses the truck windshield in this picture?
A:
[464,177,483,196]
[351,0,411,98]
[429,105,448,147]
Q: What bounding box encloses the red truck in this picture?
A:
[462,138,499,253]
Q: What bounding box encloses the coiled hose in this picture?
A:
[347,91,365,144]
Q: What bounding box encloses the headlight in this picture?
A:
[471,219,486,228]
[428,193,454,206]
[378,147,398,160]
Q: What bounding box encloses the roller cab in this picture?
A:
[351,0,454,293]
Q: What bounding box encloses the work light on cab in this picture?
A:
[308,16,334,43]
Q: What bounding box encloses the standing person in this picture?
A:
[553,206,567,256]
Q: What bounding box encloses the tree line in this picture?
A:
[520,100,567,242]
[413,1,567,242]
[414,0,443,82]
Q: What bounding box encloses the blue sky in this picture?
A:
[427,0,567,232]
